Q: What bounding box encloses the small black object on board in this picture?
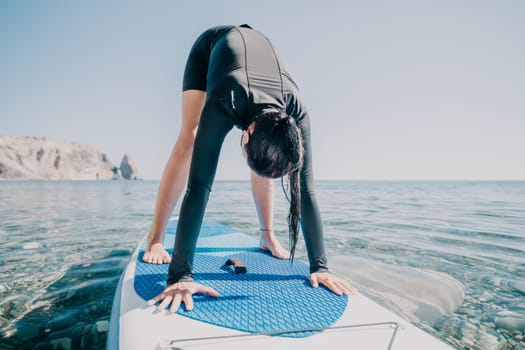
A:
[224,258,247,274]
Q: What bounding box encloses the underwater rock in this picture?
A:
[22,242,41,250]
[95,320,108,333]
[33,342,53,350]
[49,337,72,350]
[80,321,107,348]
[17,324,44,342]
[434,314,502,349]
[106,248,133,258]
[476,331,501,349]
[44,313,77,333]
[458,321,477,348]
[47,322,85,341]
[456,305,477,318]
[495,312,525,332]
[2,295,31,319]
[56,276,117,300]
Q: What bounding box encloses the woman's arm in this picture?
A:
[297,113,358,296]
[296,113,329,273]
[144,90,206,264]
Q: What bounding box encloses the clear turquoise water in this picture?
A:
[0,180,524,349]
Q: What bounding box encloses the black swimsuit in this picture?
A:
[168,25,328,284]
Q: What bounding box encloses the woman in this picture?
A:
[146,24,357,313]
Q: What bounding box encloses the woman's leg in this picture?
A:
[143,90,206,264]
[251,171,290,259]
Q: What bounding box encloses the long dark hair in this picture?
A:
[245,110,303,259]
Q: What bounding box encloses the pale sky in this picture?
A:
[1,1,524,180]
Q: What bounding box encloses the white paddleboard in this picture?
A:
[107,220,455,350]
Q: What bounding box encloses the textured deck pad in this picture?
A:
[134,221,348,338]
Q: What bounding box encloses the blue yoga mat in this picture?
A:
[134,221,348,338]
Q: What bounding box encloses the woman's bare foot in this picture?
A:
[259,229,291,259]
[143,242,171,264]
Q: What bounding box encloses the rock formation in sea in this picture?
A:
[119,154,138,180]
[0,136,138,180]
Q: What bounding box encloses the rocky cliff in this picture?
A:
[0,136,137,180]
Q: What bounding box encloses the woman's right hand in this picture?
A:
[147,281,219,312]
[143,242,172,264]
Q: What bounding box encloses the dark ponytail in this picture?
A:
[245,110,303,259]
[287,168,301,260]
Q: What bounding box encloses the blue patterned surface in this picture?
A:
[134,221,348,338]
[165,220,234,236]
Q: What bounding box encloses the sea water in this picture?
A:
[0,180,524,349]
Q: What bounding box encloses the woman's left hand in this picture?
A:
[310,272,358,296]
